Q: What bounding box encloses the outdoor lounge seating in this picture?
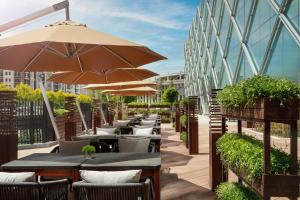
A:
[0,179,69,200]
[73,178,153,200]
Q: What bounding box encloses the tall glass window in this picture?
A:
[267,26,300,83]
[287,0,300,32]
[248,0,277,68]
[235,0,252,34]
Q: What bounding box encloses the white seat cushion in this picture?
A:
[0,172,35,183]
[141,120,156,126]
[113,120,129,127]
[133,127,153,136]
[79,170,141,184]
[118,137,150,153]
[96,127,116,135]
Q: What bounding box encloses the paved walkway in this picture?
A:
[160,118,216,200]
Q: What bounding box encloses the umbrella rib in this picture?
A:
[23,44,48,72]
[77,55,84,72]
[73,44,86,56]
[45,45,67,58]
[78,45,98,56]
[123,69,141,81]
[0,46,13,55]
[72,71,87,84]
[102,46,136,68]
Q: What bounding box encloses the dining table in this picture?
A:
[1,152,161,200]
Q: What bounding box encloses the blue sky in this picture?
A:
[0,0,200,75]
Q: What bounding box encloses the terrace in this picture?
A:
[0,1,300,200]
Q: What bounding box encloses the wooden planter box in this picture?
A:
[221,98,299,121]
[55,115,67,140]
[228,165,299,198]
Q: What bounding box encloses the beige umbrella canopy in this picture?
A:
[0,20,166,72]
[103,86,157,96]
[83,80,157,90]
[47,68,158,84]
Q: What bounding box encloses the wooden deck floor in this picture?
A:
[160,118,216,200]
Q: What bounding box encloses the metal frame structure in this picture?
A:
[185,0,300,114]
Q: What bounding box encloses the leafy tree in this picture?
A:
[162,87,179,105]
[123,96,137,104]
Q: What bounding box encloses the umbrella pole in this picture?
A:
[38,79,60,140]
[76,99,88,131]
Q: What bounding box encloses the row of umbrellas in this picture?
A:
[0,20,164,95]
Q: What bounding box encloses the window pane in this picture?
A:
[287,0,300,32]
[237,52,253,81]
[226,28,241,75]
[219,7,231,50]
[248,0,276,68]
[267,26,300,83]
[220,65,230,87]
[235,0,252,34]
[214,0,223,28]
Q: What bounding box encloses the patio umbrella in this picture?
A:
[103,86,157,96]
[47,68,158,84]
[0,20,166,72]
[83,80,157,90]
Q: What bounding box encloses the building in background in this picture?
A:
[184,0,300,114]
[0,70,88,94]
[138,71,185,103]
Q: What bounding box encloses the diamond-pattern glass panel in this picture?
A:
[287,0,300,32]
[267,26,300,83]
[220,65,230,87]
[248,0,277,68]
[237,52,253,81]
[235,0,252,34]
[226,28,241,76]
[219,7,231,49]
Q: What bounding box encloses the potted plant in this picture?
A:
[114,128,121,135]
[82,145,96,159]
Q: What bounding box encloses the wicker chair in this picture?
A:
[0,179,69,200]
[73,178,153,200]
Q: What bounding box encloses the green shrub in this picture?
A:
[0,83,15,92]
[217,75,300,108]
[217,133,291,182]
[54,108,68,116]
[114,128,121,135]
[180,132,187,142]
[180,115,187,127]
[163,87,179,104]
[16,83,41,101]
[180,97,189,106]
[77,94,92,104]
[216,182,261,200]
[81,145,96,154]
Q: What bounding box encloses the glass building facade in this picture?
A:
[184,0,300,114]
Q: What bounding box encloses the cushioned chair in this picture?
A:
[118,137,153,153]
[51,140,91,154]
[0,179,69,200]
[73,178,153,200]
